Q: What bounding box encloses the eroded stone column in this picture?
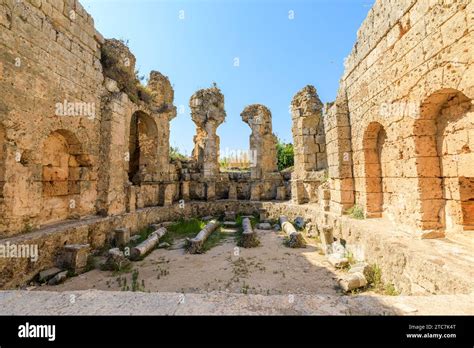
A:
[291,85,328,203]
[189,86,226,179]
[324,87,355,215]
[241,104,278,180]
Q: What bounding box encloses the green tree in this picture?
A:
[276,139,294,171]
[169,146,187,161]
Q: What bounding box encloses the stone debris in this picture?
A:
[186,220,220,254]
[327,254,349,269]
[223,221,237,227]
[256,222,272,230]
[339,272,367,292]
[57,244,90,274]
[38,268,62,283]
[131,228,167,260]
[279,216,306,248]
[348,262,370,276]
[294,217,306,229]
[273,224,281,231]
[47,271,68,286]
[105,248,131,271]
[114,228,130,248]
[240,217,260,248]
[202,216,214,221]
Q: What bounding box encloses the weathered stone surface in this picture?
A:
[131,227,166,260]
[114,228,130,248]
[279,216,306,248]
[57,244,90,274]
[240,217,259,248]
[47,271,68,286]
[241,104,278,181]
[256,222,272,230]
[186,220,220,254]
[189,86,226,179]
[327,254,349,269]
[38,268,62,283]
[104,248,131,271]
[339,272,367,292]
[224,211,236,221]
[294,217,306,229]
[0,0,471,308]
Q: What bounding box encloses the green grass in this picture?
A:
[364,264,400,296]
[159,218,206,246]
[234,213,259,228]
[346,205,365,219]
[201,228,230,252]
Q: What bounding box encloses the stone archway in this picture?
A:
[128,111,158,185]
[363,122,387,218]
[41,130,91,224]
[415,89,473,232]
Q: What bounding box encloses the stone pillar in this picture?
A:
[147,71,177,181]
[189,86,226,179]
[323,87,355,215]
[240,104,278,180]
[97,91,129,216]
[291,85,328,204]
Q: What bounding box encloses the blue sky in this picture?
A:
[82,0,374,156]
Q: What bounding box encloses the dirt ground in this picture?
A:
[39,227,345,296]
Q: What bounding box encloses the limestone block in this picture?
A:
[276,186,286,200]
[206,182,215,201]
[38,267,62,283]
[224,211,236,221]
[114,228,130,248]
[327,254,348,269]
[181,181,190,201]
[57,244,90,274]
[164,184,174,206]
[105,248,131,271]
[240,217,259,248]
[250,183,261,201]
[339,272,367,292]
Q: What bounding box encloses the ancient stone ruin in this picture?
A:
[0,0,473,315]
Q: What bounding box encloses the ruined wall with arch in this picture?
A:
[324,0,473,236]
[0,0,104,236]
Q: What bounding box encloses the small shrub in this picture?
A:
[346,205,365,219]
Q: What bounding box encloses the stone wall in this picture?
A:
[325,0,473,236]
[1,200,472,294]
[291,85,328,204]
[0,0,104,236]
[0,0,179,237]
